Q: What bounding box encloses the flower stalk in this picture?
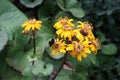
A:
[32,30,36,65]
[51,52,68,80]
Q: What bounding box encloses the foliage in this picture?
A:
[0,0,120,80]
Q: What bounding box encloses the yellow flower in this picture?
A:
[77,21,93,31]
[66,41,91,62]
[51,39,66,55]
[54,17,74,40]
[89,38,101,54]
[54,17,74,30]
[22,18,42,32]
[74,21,95,41]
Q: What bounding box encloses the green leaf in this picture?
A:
[0,30,8,52]
[101,43,117,55]
[22,65,33,77]
[32,60,53,76]
[87,53,97,65]
[32,60,45,75]
[0,48,21,80]
[69,66,88,80]
[56,0,66,11]
[68,8,85,18]
[96,32,106,42]
[56,0,85,18]
[14,28,30,50]
[65,0,77,9]
[37,3,56,19]
[42,64,53,75]
[56,70,72,80]
[0,0,27,40]
[20,0,43,8]
[6,51,30,72]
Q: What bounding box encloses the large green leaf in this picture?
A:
[96,32,106,42]
[56,0,66,11]
[20,0,43,8]
[22,64,33,77]
[56,0,85,18]
[101,43,117,55]
[71,67,88,80]
[6,39,46,72]
[0,47,21,80]
[0,0,27,40]
[0,30,8,52]
[68,8,85,18]
[87,53,97,65]
[55,70,72,80]
[32,60,53,76]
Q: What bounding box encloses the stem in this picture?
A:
[32,30,36,65]
[51,52,68,80]
[32,31,38,80]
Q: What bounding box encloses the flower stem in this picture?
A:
[32,30,36,65]
[51,52,68,80]
[32,31,38,80]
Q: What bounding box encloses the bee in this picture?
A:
[49,39,55,46]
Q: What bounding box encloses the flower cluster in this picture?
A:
[50,17,100,62]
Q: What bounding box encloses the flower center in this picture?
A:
[80,29,88,36]
[28,19,35,24]
[62,25,73,31]
[84,22,93,30]
[53,43,61,50]
[59,17,68,24]
[74,43,83,53]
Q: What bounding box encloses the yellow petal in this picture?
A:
[77,55,82,62]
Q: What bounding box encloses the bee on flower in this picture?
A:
[49,39,66,55]
[49,16,100,62]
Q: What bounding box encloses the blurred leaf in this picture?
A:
[6,51,30,72]
[32,61,45,75]
[68,8,85,18]
[55,70,72,80]
[0,30,8,52]
[87,53,97,65]
[56,0,66,11]
[22,65,33,77]
[96,32,106,43]
[14,28,29,50]
[96,73,104,80]
[0,47,21,80]
[0,0,27,40]
[32,60,53,76]
[21,77,43,80]
[71,67,88,80]
[56,0,85,18]
[37,2,57,19]
[42,63,53,75]
[21,77,34,80]
[65,0,77,9]
[101,43,117,55]
[20,0,43,8]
